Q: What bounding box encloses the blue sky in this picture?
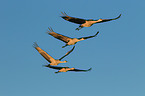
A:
[0,0,145,96]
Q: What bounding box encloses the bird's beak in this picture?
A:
[42,65,48,67]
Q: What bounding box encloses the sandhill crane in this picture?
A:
[61,12,121,30]
[47,27,99,48]
[44,64,92,73]
[33,42,75,66]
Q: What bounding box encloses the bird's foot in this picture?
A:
[62,44,68,48]
[75,28,80,31]
[55,71,60,74]
[76,26,83,31]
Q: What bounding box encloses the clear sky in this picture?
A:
[0,0,145,96]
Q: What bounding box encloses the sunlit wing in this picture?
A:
[96,14,121,23]
[69,68,92,72]
[62,16,86,24]
[49,32,72,43]
[33,42,55,63]
[59,46,75,60]
[61,12,86,24]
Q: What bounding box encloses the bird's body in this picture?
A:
[57,67,75,73]
[44,64,92,73]
[67,38,84,45]
[49,60,66,66]
[47,27,99,48]
[33,42,75,65]
[81,20,98,27]
[61,12,121,30]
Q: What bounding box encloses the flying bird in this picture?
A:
[43,64,92,73]
[61,12,121,30]
[33,42,75,66]
[47,27,99,48]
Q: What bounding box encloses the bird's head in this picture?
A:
[71,68,75,70]
[63,60,68,63]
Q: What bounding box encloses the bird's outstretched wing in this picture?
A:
[78,31,99,40]
[69,68,92,72]
[95,14,121,23]
[33,42,55,63]
[61,12,86,24]
[44,65,92,73]
[59,46,75,60]
[44,64,68,70]
[47,27,72,43]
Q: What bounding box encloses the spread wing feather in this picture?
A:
[61,12,86,24]
[48,32,72,43]
[59,46,75,60]
[61,16,86,24]
[33,42,55,63]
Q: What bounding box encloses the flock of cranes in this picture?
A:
[34,12,121,73]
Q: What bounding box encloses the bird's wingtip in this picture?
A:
[88,68,92,71]
[116,14,122,19]
[95,31,99,36]
[60,12,68,16]
[33,42,39,48]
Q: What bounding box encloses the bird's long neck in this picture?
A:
[57,60,67,63]
[79,38,85,41]
[61,61,67,63]
[91,19,102,24]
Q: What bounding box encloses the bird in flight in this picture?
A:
[33,42,75,65]
[43,64,92,73]
[47,27,99,48]
[61,12,121,30]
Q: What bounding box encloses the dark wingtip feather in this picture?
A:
[95,31,99,36]
[60,12,68,16]
[115,14,122,19]
[88,68,92,71]
[61,16,66,18]
[61,16,69,20]
[33,42,39,48]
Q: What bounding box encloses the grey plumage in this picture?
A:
[47,27,99,48]
[61,12,121,30]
